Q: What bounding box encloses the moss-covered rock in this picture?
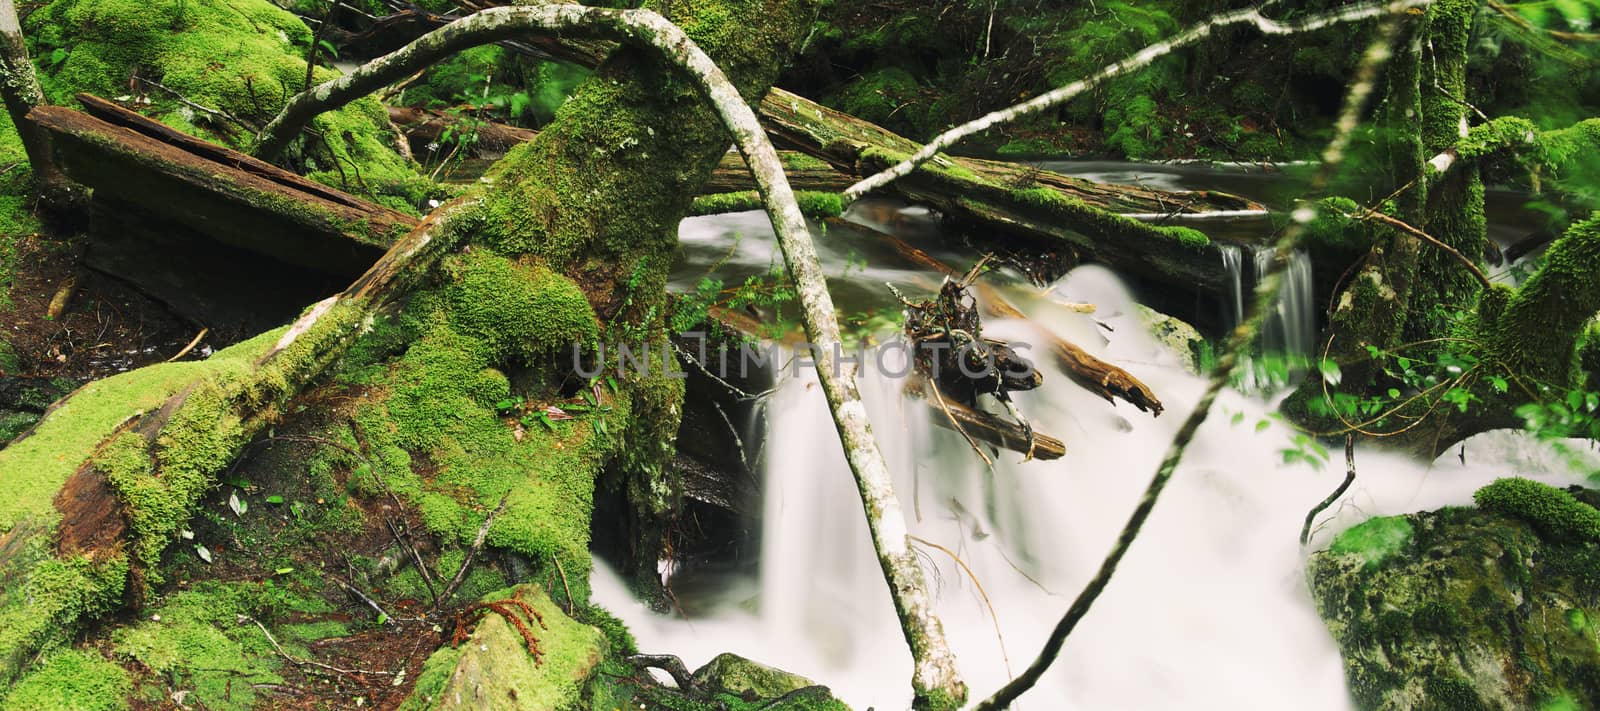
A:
[1474,478,1600,544]
[400,585,603,711]
[691,652,815,699]
[1309,488,1600,709]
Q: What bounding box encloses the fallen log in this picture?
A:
[31,95,409,276]
[295,1,1259,294]
[386,105,854,193]
[905,375,1065,461]
[832,217,1163,415]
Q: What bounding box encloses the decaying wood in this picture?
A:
[387,104,537,155]
[385,106,852,193]
[905,376,1065,461]
[29,96,412,275]
[836,217,1163,415]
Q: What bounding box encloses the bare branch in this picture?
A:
[843,0,1430,204]
[256,5,967,702]
[975,13,1411,709]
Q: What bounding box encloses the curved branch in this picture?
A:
[842,0,1429,204]
[974,14,1409,709]
[256,5,965,704]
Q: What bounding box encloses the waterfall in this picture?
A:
[1254,247,1317,361]
[591,264,1594,710]
[1220,243,1245,327]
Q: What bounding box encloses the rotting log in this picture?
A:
[833,217,1163,415]
[28,96,413,276]
[905,376,1065,461]
[386,105,853,193]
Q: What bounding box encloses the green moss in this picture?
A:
[689,190,844,218]
[828,67,927,138]
[27,0,438,210]
[1,648,131,711]
[110,580,338,711]
[0,553,128,687]
[1330,516,1414,570]
[400,585,602,711]
[442,250,599,363]
[0,328,281,536]
[1475,477,1600,544]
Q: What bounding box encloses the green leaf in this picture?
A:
[195,545,213,563]
[266,495,284,505]
[1255,419,1271,433]
[1230,411,1244,426]
[1387,388,1401,399]
[48,48,68,66]
[274,567,294,576]
[1317,359,1342,386]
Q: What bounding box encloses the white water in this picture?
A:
[594,254,1597,711]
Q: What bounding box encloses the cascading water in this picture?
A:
[594,260,1596,709]
[1254,247,1317,360]
[1220,243,1245,327]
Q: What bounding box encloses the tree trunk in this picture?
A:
[0,0,71,202]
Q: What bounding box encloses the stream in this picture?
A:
[591,162,1593,709]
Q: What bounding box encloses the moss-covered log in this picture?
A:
[28,97,414,275]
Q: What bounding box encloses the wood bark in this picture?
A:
[29,96,412,275]
[905,376,1066,461]
[0,0,70,200]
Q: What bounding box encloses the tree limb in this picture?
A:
[256,5,965,703]
[843,0,1430,204]
[974,15,1408,708]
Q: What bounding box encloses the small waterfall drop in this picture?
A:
[1254,247,1317,360]
[1220,243,1245,326]
[592,265,1595,711]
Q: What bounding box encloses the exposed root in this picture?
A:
[451,596,549,665]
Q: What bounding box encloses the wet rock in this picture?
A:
[1308,484,1600,710]
[1136,305,1203,372]
[691,652,816,699]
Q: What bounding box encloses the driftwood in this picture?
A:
[905,375,1065,461]
[835,217,1163,415]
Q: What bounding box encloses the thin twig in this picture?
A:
[1301,435,1358,545]
[1352,208,1492,289]
[164,328,209,362]
[245,616,396,677]
[334,575,397,625]
[909,535,1013,679]
[552,555,573,614]
[387,518,439,606]
[436,491,509,608]
[843,0,1429,203]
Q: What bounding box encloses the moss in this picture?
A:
[1487,213,1600,384]
[110,580,338,711]
[1454,116,1540,162]
[828,67,927,138]
[689,190,844,218]
[1475,478,1600,544]
[26,0,438,210]
[1329,515,1414,570]
[0,553,128,686]
[0,327,281,536]
[399,585,602,710]
[442,250,599,363]
[1,647,131,711]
